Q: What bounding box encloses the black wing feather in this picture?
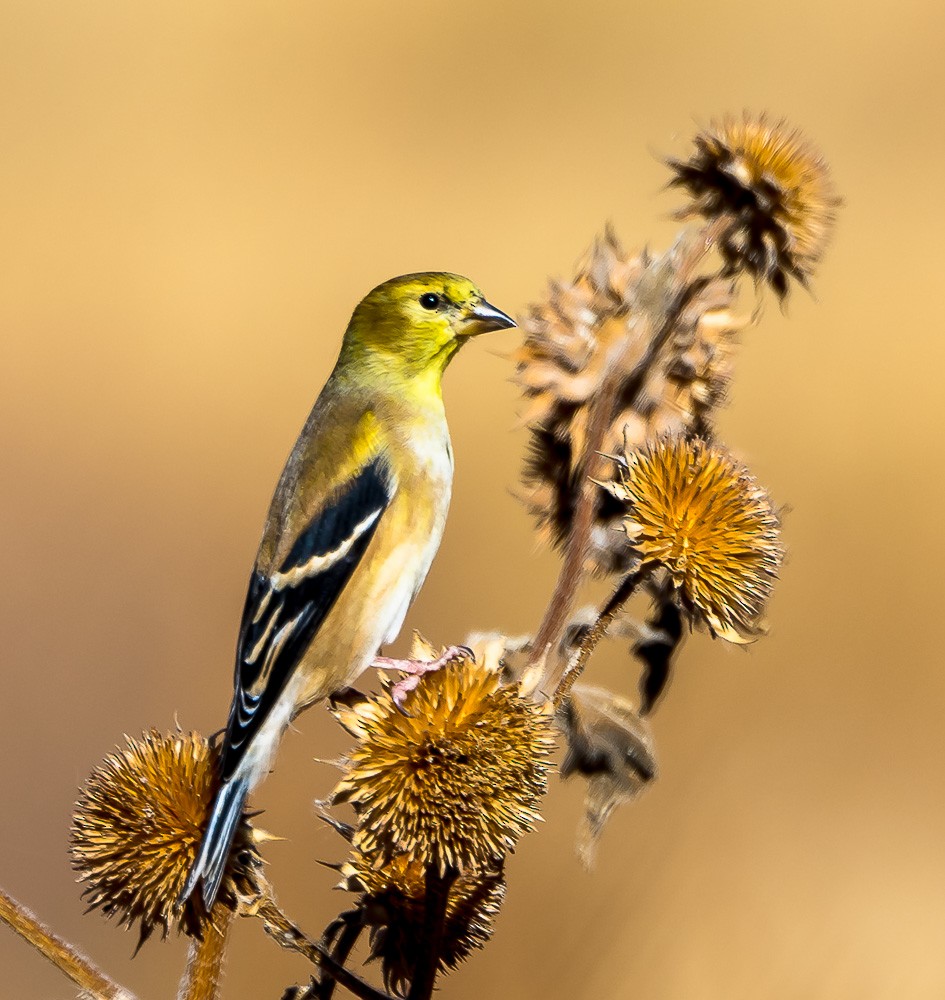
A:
[220,458,391,781]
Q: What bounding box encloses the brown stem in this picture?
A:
[177,913,233,1000]
[407,866,456,1000]
[533,221,725,696]
[553,569,646,709]
[0,884,136,1000]
[256,897,393,1000]
[531,366,621,682]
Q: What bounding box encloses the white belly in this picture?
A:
[381,431,453,645]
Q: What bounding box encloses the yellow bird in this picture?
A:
[184,273,515,907]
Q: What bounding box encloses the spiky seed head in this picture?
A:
[516,227,743,575]
[339,852,505,998]
[330,656,554,873]
[668,114,838,297]
[601,436,783,641]
[71,730,263,943]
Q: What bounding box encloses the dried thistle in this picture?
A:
[339,852,505,998]
[599,436,783,642]
[330,654,554,874]
[516,227,742,574]
[632,581,685,716]
[71,730,263,944]
[668,114,838,297]
[558,683,657,865]
[462,630,542,698]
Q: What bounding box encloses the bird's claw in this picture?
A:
[452,644,475,664]
[376,645,475,711]
[391,672,424,711]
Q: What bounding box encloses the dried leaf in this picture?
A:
[557,684,657,866]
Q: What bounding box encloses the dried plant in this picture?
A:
[558,682,657,864]
[597,435,783,642]
[2,112,838,1000]
[668,114,838,297]
[516,227,743,576]
[330,644,553,875]
[71,730,264,944]
[632,580,684,716]
[336,851,505,997]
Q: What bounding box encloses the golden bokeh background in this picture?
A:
[3,1,943,997]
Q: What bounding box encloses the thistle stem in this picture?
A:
[533,220,725,697]
[553,569,646,709]
[256,896,393,1000]
[177,913,232,1000]
[0,884,136,1000]
[407,865,456,1000]
[531,363,621,682]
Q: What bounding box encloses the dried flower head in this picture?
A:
[331,654,554,873]
[558,683,657,865]
[71,730,262,944]
[600,436,782,641]
[516,227,742,574]
[668,114,838,297]
[339,852,505,997]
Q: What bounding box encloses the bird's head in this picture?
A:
[341,272,516,379]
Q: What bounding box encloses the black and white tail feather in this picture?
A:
[182,456,392,908]
[187,778,250,907]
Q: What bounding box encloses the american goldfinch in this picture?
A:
[184,272,515,907]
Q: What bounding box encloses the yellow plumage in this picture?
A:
[184,273,515,907]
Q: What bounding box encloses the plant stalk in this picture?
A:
[530,365,621,682]
[0,884,137,1000]
[256,896,393,1000]
[177,912,233,1000]
[553,569,646,709]
[534,221,724,696]
[407,865,456,1000]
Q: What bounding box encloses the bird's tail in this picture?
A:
[181,776,250,909]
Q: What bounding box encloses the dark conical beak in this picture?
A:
[463,298,517,335]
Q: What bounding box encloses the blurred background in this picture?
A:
[2,1,943,997]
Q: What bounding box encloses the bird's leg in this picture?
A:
[372,645,473,708]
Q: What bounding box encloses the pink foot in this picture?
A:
[372,645,474,709]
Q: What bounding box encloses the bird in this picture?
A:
[182,272,516,909]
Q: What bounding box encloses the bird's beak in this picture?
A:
[461,298,517,336]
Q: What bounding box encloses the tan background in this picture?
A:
[2,1,943,997]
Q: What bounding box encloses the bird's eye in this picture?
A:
[419,292,441,310]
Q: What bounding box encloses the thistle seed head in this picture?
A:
[331,657,554,874]
[71,730,262,944]
[600,436,783,641]
[668,114,838,297]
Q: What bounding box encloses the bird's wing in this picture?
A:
[221,451,393,781]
